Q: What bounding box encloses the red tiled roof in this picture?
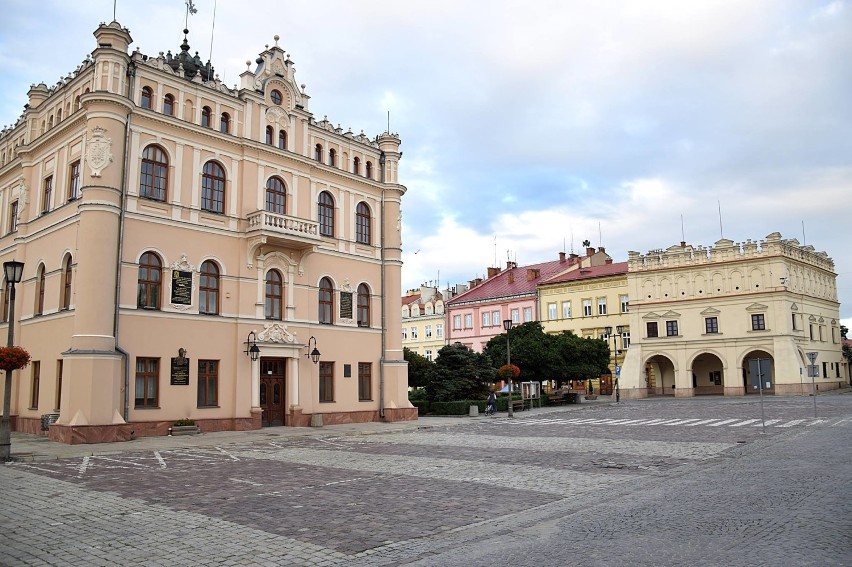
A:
[542,261,628,285]
[401,294,421,306]
[447,258,577,305]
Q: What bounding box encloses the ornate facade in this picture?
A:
[620,234,845,398]
[401,285,449,361]
[0,21,414,444]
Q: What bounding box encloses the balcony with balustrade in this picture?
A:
[245,210,322,249]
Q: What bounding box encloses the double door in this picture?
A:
[260,358,286,426]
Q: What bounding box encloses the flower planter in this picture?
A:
[169,425,200,436]
[584,395,598,400]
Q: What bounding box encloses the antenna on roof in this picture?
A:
[113,0,117,21]
[208,0,217,76]
[681,214,685,243]
[570,223,574,253]
[718,200,724,239]
[388,110,390,133]
[598,221,602,248]
[494,235,497,268]
[802,220,806,245]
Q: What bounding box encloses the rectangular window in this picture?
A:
[411,327,418,339]
[436,324,443,338]
[319,361,334,402]
[511,309,519,324]
[562,302,571,319]
[666,320,678,337]
[792,313,799,331]
[402,327,407,340]
[30,361,40,409]
[42,175,53,214]
[822,361,828,378]
[705,317,719,334]
[620,295,629,313]
[832,328,838,343]
[453,315,461,330]
[647,321,658,338]
[55,359,63,411]
[68,160,81,200]
[751,314,766,331]
[598,297,607,316]
[583,299,592,317]
[358,362,372,401]
[492,311,500,325]
[425,350,433,362]
[425,324,432,338]
[809,324,815,340]
[524,307,532,322]
[8,200,18,233]
[464,314,472,329]
[134,357,159,408]
[482,311,491,327]
[547,303,557,320]
[622,331,631,349]
[819,326,825,341]
[197,360,219,407]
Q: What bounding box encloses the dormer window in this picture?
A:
[270,89,282,106]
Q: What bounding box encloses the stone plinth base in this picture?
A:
[674,388,695,398]
[724,386,745,397]
[48,416,261,445]
[381,407,418,422]
[14,417,45,436]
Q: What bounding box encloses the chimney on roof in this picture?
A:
[526,268,540,281]
[507,271,514,284]
[506,260,517,270]
[487,266,501,278]
[680,241,687,247]
[605,258,613,264]
[586,246,595,257]
[598,246,606,253]
[559,251,566,263]
[474,277,482,286]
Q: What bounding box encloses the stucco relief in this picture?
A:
[257,322,296,344]
[265,106,288,126]
[12,178,28,213]
[85,126,113,177]
[171,253,195,272]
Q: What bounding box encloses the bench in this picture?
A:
[510,399,525,412]
[548,394,567,405]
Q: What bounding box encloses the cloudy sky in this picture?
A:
[1,0,850,326]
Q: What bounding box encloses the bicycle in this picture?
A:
[484,403,496,416]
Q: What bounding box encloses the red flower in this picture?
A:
[498,363,520,379]
[0,346,31,371]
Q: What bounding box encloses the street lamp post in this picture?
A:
[503,319,514,418]
[604,325,623,403]
[1,260,25,462]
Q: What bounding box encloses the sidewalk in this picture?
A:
[8,401,606,462]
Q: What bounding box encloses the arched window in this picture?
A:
[48,116,54,129]
[201,106,212,128]
[356,202,371,245]
[74,95,81,111]
[265,177,286,214]
[318,277,334,324]
[315,144,323,162]
[140,145,168,201]
[141,86,152,109]
[137,252,162,309]
[265,126,274,145]
[61,255,73,310]
[163,93,175,116]
[57,109,62,122]
[270,89,282,105]
[318,191,334,237]
[201,161,225,213]
[35,265,46,316]
[328,148,336,167]
[278,130,287,150]
[220,112,230,134]
[265,270,283,320]
[357,283,370,327]
[353,156,360,175]
[365,161,373,179]
[199,260,219,315]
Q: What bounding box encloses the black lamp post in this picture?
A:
[244,331,260,361]
[503,319,514,418]
[604,325,623,403]
[1,260,25,462]
[306,336,321,364]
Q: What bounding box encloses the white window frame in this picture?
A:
[620,295,629,313]
[453,315,461,330]
[562,301,571,319]
[464,314,472,329]
[583,299,592,317]
[482,311,491,327]
[436,323,443,338]
[511,309,519,324]
[598,297,607,316]
[547,303,557,320]
[524,307,532,322]
[411,327,418,339]
[425,324,432,338]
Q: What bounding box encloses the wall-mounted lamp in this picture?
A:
[306,336,321,364]
[244,331,260,362]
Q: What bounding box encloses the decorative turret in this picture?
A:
[165,29,214,81]
[26,83,49,109]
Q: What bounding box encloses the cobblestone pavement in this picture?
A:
[2,393,851,566]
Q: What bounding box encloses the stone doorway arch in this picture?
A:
[645,354,676,396]
[690,352,725,395]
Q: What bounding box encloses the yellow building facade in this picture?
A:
[0,20,414,444]
[620,234,845,398]
[401,285,447,361]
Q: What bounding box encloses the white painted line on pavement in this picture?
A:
[707,419,740,427]
[215,446,240,461]
[663,419,702,426]
[154,451,166,469]
[230,477,262,486]
[777,419,806,428]
[77,456,90,478]
[804,419,828,426]
[684,419,721,426]
[755,419,781,426]
[729,419,760,427]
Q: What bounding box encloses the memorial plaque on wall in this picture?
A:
[340,291,353,319]
[171,270,193,305]
[170,357,190,386]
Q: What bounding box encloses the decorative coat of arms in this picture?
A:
[86,127,113,177]
[257,323,296,344]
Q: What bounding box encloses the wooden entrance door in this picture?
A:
[260,358,286,426]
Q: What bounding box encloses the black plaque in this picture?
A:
[340,291,353,319]
[171,270,193,305]
[170,357,190,386]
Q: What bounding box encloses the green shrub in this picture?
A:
[173,418,195,426]
[430,400,488,415]
[410,400,430,415]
